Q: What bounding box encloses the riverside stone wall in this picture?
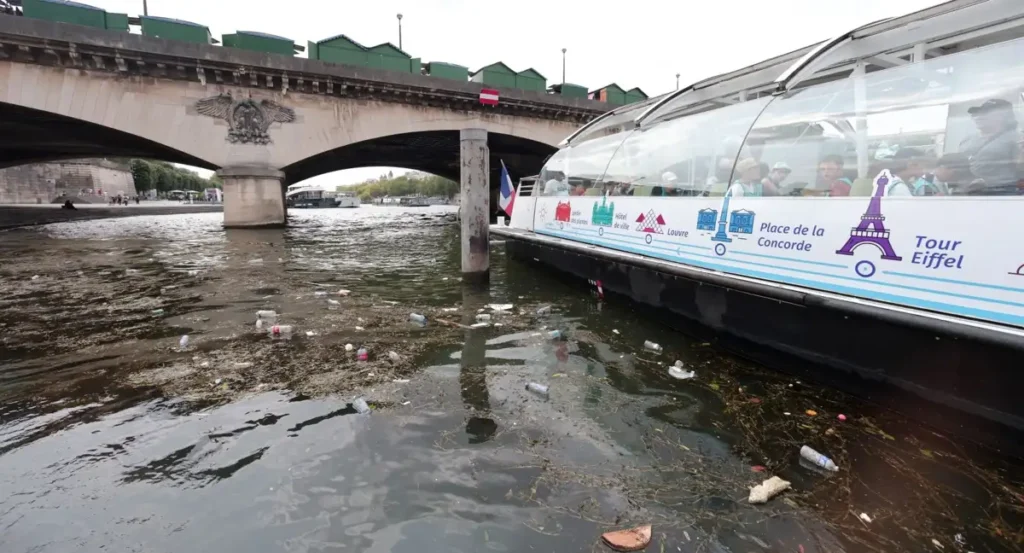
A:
[0,159,136,203]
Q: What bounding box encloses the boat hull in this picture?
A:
[499,228,1024,434]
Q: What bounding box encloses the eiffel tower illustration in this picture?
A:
[836,171,902,260]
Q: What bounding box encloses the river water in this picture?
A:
[1,206,1022,553]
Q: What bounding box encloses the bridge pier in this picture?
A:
[460,129,490,281]
[218,166,287,228]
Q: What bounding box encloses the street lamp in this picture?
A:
[561,48,567,84]
[676,73,680,90]
[397,13,403,50]
[143,0,148,16]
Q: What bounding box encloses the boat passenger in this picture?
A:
[816,155,852,197]
[760,161,791,196]
[933,153,970,195]
[544,178,570,196]
[959,98,1021,195]
[888,148,943,196]
[726,158,764,197]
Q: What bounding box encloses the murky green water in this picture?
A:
[1,206,1022,553]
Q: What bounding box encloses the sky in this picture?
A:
[86,0,946,188]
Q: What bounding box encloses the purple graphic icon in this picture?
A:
[836,171,902,261]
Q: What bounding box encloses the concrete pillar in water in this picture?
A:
[460,128,489,280]
[218,165,286,228]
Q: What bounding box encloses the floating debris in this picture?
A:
[749,476,791,504]
[644,340,662,352]
[487,303,513,311]
[601,524,652,552]
[525,382,549,398]
[806,409,818,416]
[668,366,695,380]
[352,397,370,414]
[860,513,873,523]
[800,445,839,472]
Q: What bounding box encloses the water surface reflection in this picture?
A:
[0,206,1022,553]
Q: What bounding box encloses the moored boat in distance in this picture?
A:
[335,193,361,208]
[286,185,337,208]
[494,0,1024,431]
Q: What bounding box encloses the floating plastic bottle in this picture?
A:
[800,445,839,472]
[536,305,552,316]
[546,330,562,340]
[314,290,327,297]
[644,340,663,352]
[357,347,368,361]
[270,325,293,337]
[525,382,549,397]
[255,319,263,330]
[352,397,370,414]
[476,313,492,322]
[387,351,401,363]
[409,313,427,325]
[179,335,189,350]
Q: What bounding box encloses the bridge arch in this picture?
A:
[283,131,558,186]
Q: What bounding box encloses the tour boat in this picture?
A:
[493,0,1024,430]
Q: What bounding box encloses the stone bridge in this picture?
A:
[0,16,609,226]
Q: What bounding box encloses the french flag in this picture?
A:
[499,160,516,216]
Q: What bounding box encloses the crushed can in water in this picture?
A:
[644,340,663,352]
[525,382,549,397]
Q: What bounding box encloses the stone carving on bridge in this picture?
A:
[195,94,295,145]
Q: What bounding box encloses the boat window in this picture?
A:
[599,97,772,197]
[744,36,1024,198]
[538,132,629,196]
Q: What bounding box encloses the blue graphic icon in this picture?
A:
[855,260,876,278]
[728,209,755,234]
[696,208,717,231]
[712,194,733,243]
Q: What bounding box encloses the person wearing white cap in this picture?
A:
[761,161,791,196]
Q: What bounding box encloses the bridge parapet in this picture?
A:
[0,16,610,125]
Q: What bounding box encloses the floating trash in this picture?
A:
[601,524,652,552]
[668,366,695,379]
[525,382,549,397]
[536,305,552,316]
[314,291,327,298]
[749,476,791,504]
[357,347,368,361]
[352,397,370,414]
[800,445,839,472]
[178,335,189,350]
[337,289,351,296]
[806,409,818,417]
[860,513,873,523]
[487,303,513,311]
[409,313,427,325]
[644,340,662,352]
[387,351,401,363]
[476,313,492,322]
